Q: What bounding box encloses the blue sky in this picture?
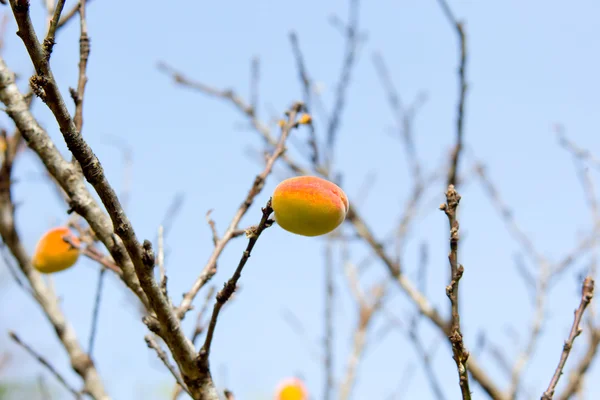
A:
[1,0,599,399]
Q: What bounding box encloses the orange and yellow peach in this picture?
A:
[32,227,81,274]
[272,176,349,237]
[274,377,308,400]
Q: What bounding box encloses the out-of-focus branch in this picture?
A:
[57,0,91,30]
[88,267,106,356]
[475,161,596,398]
[372,52,424,185]
[382,308,447,400]
[9,331,82,399]
[63,235,121,275]
[325,0,361,166]
[158,61,272,143]
[475,164,544,265]
[339,260,386,400]
[323,238,335,400]
[435,0,468,188]
[508,263,549,399]
[440,185,471,399]
[557,126,600,172]
[542,277,595,400]
[289,32,319,167]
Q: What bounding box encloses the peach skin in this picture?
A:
[274,377,308,400]
[272,176,349,237]
[32,227,81,274]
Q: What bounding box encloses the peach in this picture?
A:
[32,227,81,274]
[274,377,308,400]
[272,176,349,237]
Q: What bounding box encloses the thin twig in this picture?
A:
[440,184,471,399]
[249,56,259,115]
[339,260,386,400]
[171,286,218,400]
[199,199,275,362]
[288,32,319,166]
[62,236,122,275]
[88,267,106,356]
[325,0,361,166]
[0,243,34,296]
[556,327,600,400]
[176,102,304,319]
[70,0,90,135]
[205,210,219,246]
[42,0,66,57]
[57,0,91,29]
[556,126,600,172]
[9,332,82,399]
[542,277,595,400]
[157,225,167,296]
[38,374,53,400]
[145,335,192,398]
[372,52,423,184]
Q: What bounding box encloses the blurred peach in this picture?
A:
[32,227,81,274]
[274,377,308,400]
[272,176,349,237]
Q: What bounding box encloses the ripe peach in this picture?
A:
[32,227,81,274]
[274,377,308,400]
[272,176,349,237]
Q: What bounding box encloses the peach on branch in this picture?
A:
[274,377,308,400]
[272,176,349,237]
[32,227,81,274]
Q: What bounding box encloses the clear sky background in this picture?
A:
[1,0,599,399]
